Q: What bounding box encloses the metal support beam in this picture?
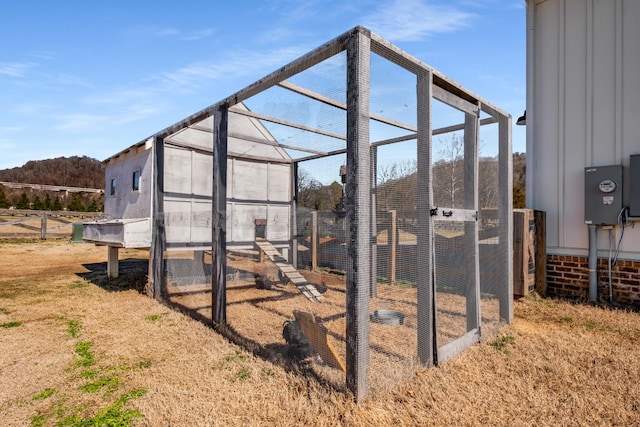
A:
[345,29,371,403]
[464,111,480,333]
[212,106,228,325]
[498,113,514,322]
[416,70,434,366]
[150,136,165,299]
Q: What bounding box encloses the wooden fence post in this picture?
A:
[513,210,524,297]
[40,212,47,240]
[388,210,397,285]
[534,210,547,296]
[311,210,318,272]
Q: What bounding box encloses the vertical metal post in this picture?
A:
[370,146,378,297]
[291,162,298,268]
[150,136,165,299]
[212,105,228,325]
[498,114,513,322]
[416,69,434,366]
[463,110,480,332]
[345,28,371,402]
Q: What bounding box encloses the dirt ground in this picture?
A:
[1,241,640,426]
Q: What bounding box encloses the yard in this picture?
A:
[1,240,639,426]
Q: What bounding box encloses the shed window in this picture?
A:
[132,170,141,191]
[110,178,116,196]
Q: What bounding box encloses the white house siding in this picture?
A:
[527,0,640,259]
[103,141,153,220]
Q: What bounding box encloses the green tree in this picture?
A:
[32,195,44,210]
[16,192,30,209]
[52,196,63,211]
[43,193,52,210]
[0,185,10,208]
[87,199,99,212]
[67,194,85,212]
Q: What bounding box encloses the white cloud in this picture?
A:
[363,0,475,41]
[0,62,33,78]
[180,28,215,41]
[156,46,307,91]
[126,25,214,41]
[53,113,109,132]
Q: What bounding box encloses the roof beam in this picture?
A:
[278,80,417,133]
[228,106,345,141]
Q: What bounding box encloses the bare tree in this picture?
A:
[433,133,464,208]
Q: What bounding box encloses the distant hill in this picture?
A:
[0,156,104,188]
[0,156,105,212]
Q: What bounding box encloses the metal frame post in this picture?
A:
[345,28,371,402]
[416,69,434,366]
[212,106,228,325]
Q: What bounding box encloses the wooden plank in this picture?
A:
[293,310,346,373]
[255,238,323,302]
[513,210,525,298]
[534,210,547,297]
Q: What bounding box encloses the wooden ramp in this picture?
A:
[294,310,345,372]
[255,238,324,302]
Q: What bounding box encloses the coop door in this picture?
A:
[431,110,481,364]
[432,208,480,363]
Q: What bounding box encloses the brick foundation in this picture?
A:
[547,254,640,306]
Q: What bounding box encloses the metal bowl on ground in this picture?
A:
[370,309,405,326]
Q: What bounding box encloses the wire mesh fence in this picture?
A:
[145,26,511,400]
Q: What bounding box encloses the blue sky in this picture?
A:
[0,0,526,170]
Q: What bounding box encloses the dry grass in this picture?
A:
[1,241,640,426]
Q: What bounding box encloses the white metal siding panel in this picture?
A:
[192,151,213,196]
[592,1,617,164]
[267,205,290,241]
[233,160,268,200]
[164,146,192,195]
[191,200,212,241]
[530,0,640,257]
[165,127,213,152]
[562,0,589,250]
[230,203,267,242]
[533,0,561,248]
[164,199,191,243]
[268,163,291,202]
[619,0,640,254]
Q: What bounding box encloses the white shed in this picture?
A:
[525,0,640,304]
[83,102,293,276]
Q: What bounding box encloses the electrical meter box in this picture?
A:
[630,154,640,217]
[584,165,622,225]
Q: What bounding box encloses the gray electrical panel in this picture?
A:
[584,165,623,225]
[631,155,640,217]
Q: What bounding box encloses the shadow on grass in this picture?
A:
[77,258,149,293]
[76,257,348,395]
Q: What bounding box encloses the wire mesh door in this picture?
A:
[432,210,479,363]
[431,108,481,364]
